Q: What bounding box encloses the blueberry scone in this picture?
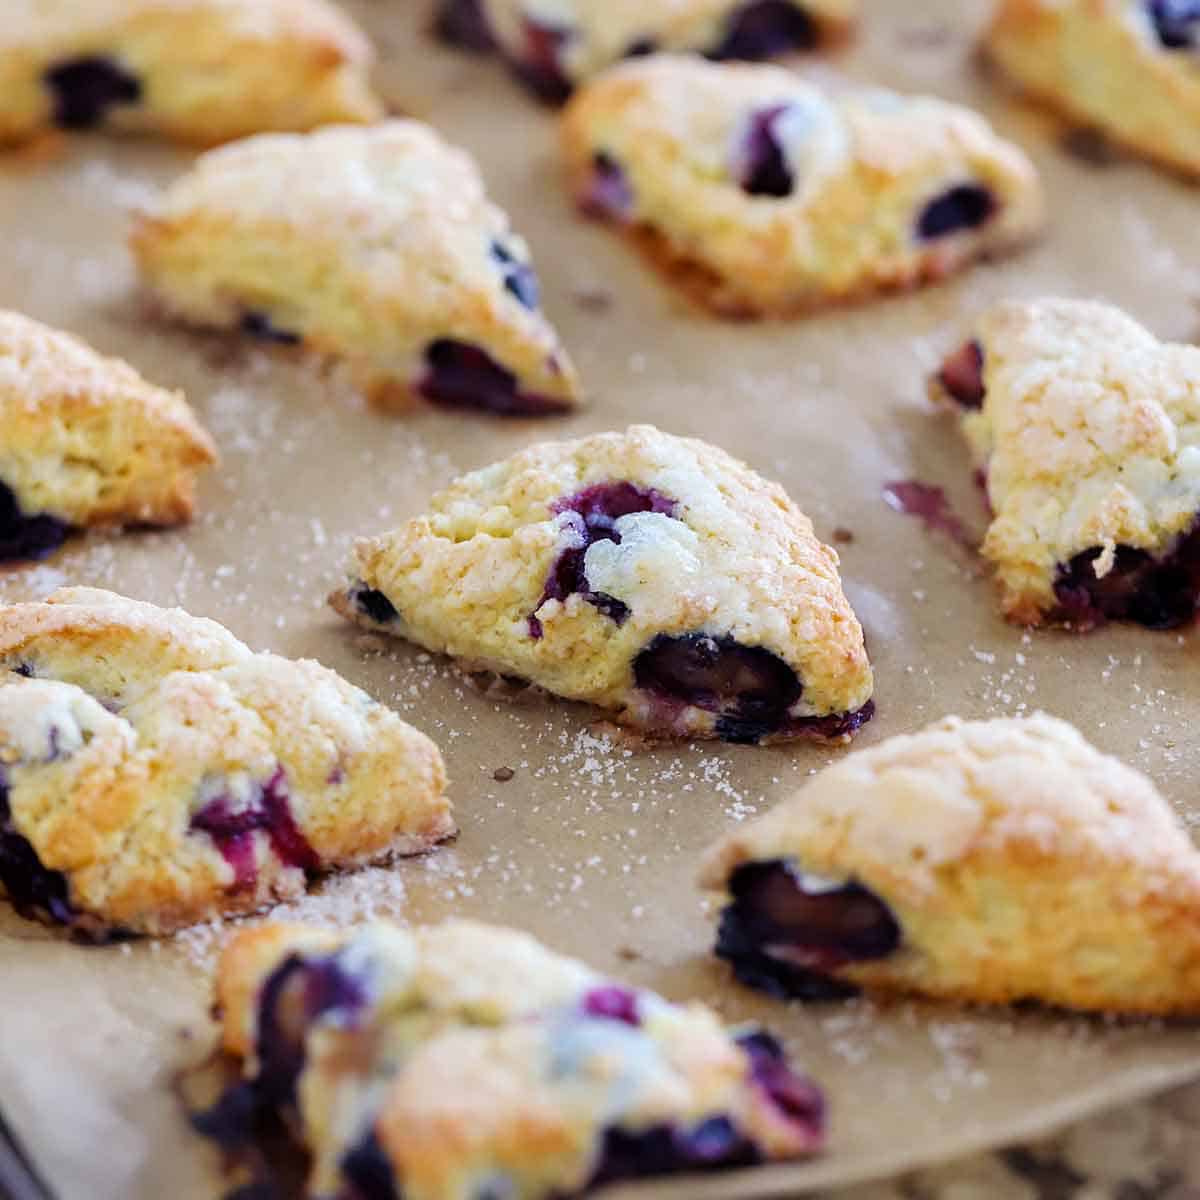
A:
[195,919,825,1198]
[0,0,382,147]
[437,0,857,103]
[561,56,1045,317]
[0,309,217,563]
[702,714,1200,1015]
[131,120,582,414]
[985,1,1200,178]
[932,298,1200,629]
[0,588,452,937]
[331,425,874,744]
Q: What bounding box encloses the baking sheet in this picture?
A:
[2,1,1200,1196]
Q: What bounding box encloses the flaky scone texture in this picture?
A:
[0,0,381,146]
[936,298,1200,624]
[985,0,1200,179]
[476,0,857,87]
[561,56,1044,316]
[130,120,582,413]
[0,309,216,531]
[213,919,822,1200]
[331,425,874,743]
[702,713,1200,1014]
[0,588,452,936]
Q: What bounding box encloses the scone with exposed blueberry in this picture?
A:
[131,120,582,414]
[0,309,216,563]
[0,0,382,146]
[985,0,1200,178]
[330,425,874,744]
[0,588,452,938]
[561,56,1044,317]
[702,713,1200,1014]
[195,918,825,1199]
[932,298,1200,628]
[437,0,857,103]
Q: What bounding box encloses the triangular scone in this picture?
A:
[131,121,582,415]
[331,425,874,744]
[932,298,1200,628]
[985,0,1200,179]
[701,714,1200,1015]
[199,920,825,1199]
[438,0,856,103]
[0,310,217,562]
[0,0,381,146]
[561,56,1044,317]
[0,588,452,937]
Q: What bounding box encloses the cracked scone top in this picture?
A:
[985,0,1200,178]
[702,713,1200,1015]
[130,120,582,414]
[560,56,1044,317]
[0,588,452,937]
[0,309,216,563]
[0,0,382,145]
[331,425,874,744]
[199,919,825,1199]
[438,0,857,102]
[933,298,1200,629]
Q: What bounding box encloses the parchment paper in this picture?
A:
[1,1,1199,1196]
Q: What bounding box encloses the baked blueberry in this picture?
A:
[434,0,496,51]
[709,1,819,59]
[0,777,76,928]
[581,152,635,220]
[421,340,572,416]
[1146,0,1200,50]
[44,56,142,130]
[347,583,400,626]
[937,339,986,409]
[491,241,541,310]
[735,105,795,197]
[514,20,574,103]
[916,184,996,239]
[239,311,302,346]
[0,481,71,564]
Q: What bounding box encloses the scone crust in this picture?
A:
[130,120,582,412]
[0,0,382,146]
[0,309,216,530]
[935,298,1200,624]
[0,588,452,935]
[561,56,1044,317]
[331,424,873,741]
[985,0,1200,179]
[702,713,1200,1014]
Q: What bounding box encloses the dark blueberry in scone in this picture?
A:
[0,777,76,928]
[581,152,636,220]
[1146,0,1200,48]
[421,340,572,416]
[714,859,901,1000]
[737,1030,827,1134]
[582,985,641,1026]
[239,311,302,346]
[736,105,795,197]
[491,240,541,311]
[43,56,142,130]
[634,634,803,743]
[709,1,819,60]
[434,0,497,51]
[917,184,997,240]
[513,20,574,103]
[588,1122,760,1189]
[937,340,986,409]
[0,481,71,564]
[340,1130,402,1200]
[347,583,401,626]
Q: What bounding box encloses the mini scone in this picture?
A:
[330,425,874,744]
[0,587,452,937]
[195,919,825,1199]
[701,713,1200,1015]
[561,56,1044,317]
[130,120,582,414]
[932,298,1200,628]
[0,309,216,563]
[0,0,382,147]
[984,0,1200,179]
[437,0,857,103]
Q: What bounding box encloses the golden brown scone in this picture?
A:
[984,0,1200,179]
[560,55,1044,317]
[0,309,216,562]
[931,297,1200,628]
[701,713,1200,1015]
[330,425,874,744]
[130,120,582,414]
[0,0,381,147]
[0,588,453,937]
[201,919,825,1199]
[436,0,857,102]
